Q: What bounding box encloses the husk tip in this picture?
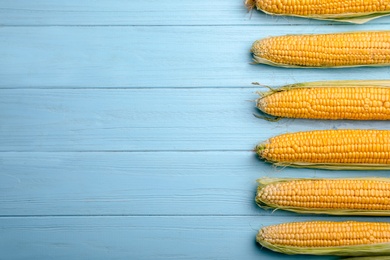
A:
[244,0,256,11]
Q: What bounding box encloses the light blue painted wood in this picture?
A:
[2,215,389,260]
[1,26,390,88]
[2,1,390,259]
[1,88,390,151]
[2,0,390,26]
[3,151,390,216]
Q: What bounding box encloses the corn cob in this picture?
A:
[256,129,390,170]
[256,80,390,121]
[257,221,390,256]
[245,0,390,24]
[256,177,390,215]
[251,31,390,68]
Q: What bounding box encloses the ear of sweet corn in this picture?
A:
[245,0,390,24]
[257,221,390,256]
[251,31,390,68]
[256,177,390,215]
[256,129,390,170]
[256,80,390,120]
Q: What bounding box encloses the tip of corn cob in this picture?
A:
[254,143,267,158]
[255,97,266,112]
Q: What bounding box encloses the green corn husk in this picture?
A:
[251,56,390,68]
[257,79,390,99]
[342,257,390,260]
[256,177,390,216]
[255,80,390,121]
[258,238,390,256]
[245,0,390,24]
[256,221,390,256]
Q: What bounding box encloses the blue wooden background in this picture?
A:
[1,1,390,259]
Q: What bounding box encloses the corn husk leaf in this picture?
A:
[255,143,390,170]
[252,55,390,68]
[259,10,390,24]
[257,237,390,256]
[257,80,390,99]
[256,177,390,216]
[342,256,390,260]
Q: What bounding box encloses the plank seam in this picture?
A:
[0,150,254,153]
[1,24,389,27]
[0,214,347,218]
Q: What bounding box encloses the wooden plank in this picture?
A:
[1,88,388,151]
[1,215,386,259]
[1,26,390,88]
[2,0,390,26]
[2,151,390,216]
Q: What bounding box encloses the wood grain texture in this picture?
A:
[2,0,390,26]
[1,215,386,260]
[1,88,389,151]
[3,151,388,216]
[2,1,390,259]
[2,26,390,88]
